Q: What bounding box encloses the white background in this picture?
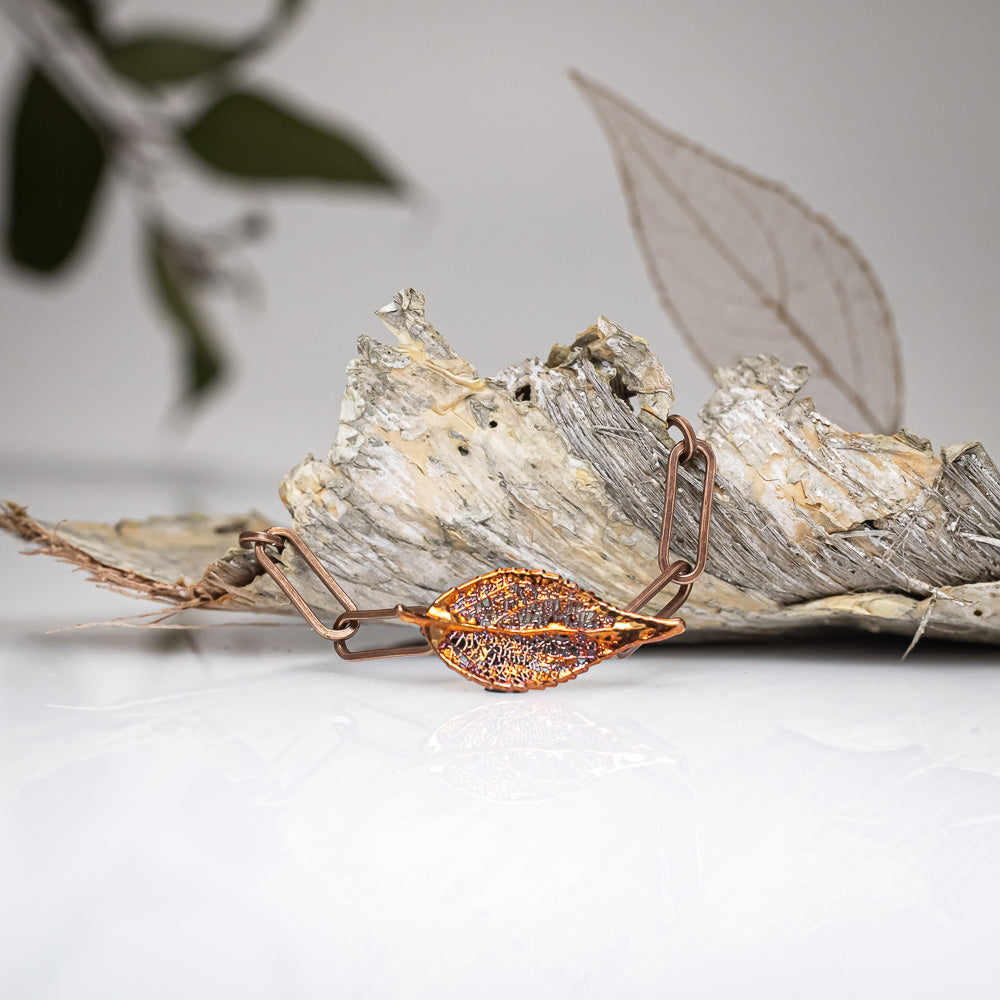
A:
[2,2,1000,997]
[1,0,998,491]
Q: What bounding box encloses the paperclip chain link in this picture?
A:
[239,413,715,660]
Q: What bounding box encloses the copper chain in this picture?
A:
[624,413,716,618]
[237,526,433,660]
[239,413,715,660]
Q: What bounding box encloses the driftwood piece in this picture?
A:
[3,289,999,645]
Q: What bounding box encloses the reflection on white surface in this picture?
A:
[426,701,685,803]
[3,611,1000,998]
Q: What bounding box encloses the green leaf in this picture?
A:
[146,225,225,402]
[104,34,240,87]
[181,90,399,190]
[4,67,107,273]
[49,0,102,38]
[275,0,306,22]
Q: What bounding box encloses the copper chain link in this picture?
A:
[239,413,715,660]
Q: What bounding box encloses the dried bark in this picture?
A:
[3,289,999,645]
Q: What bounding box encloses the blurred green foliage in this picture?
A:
[3,0,401,407]
[183,91,400,188]
[7,68,107,272]
[105,34,244,87]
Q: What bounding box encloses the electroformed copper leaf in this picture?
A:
[397,568,684,691]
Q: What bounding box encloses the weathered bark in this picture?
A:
[4,289,999,645]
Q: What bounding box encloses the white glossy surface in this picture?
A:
[2,2,999,990]
[4,512,1000,998]
[2,1,999,469]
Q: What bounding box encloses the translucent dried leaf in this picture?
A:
[573,71,904,433]
[398,568,684,691]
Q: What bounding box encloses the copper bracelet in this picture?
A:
[240,414,715,692]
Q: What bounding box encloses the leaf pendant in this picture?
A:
[397,568,684,691]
